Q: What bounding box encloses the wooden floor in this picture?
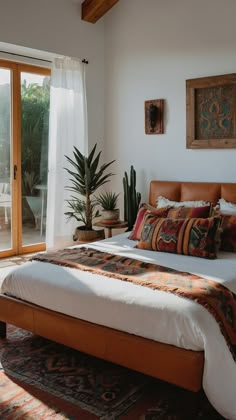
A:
[0,226,45,253]
[0,254,33,268]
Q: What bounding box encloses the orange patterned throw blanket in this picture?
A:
[32,247,236,361]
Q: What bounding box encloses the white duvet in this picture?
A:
[1,232,236,419]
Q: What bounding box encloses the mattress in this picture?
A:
[1,232,236,419]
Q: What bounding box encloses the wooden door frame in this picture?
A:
[0,60,50,257]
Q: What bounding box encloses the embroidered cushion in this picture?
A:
[129,204,169,240]
[167,205,211,219]
[137,214,220,259]
[156,196,209,209]
[220,215,236,252]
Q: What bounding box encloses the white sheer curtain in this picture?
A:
[46,57,87,249]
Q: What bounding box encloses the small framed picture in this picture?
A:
[145,99,164,134]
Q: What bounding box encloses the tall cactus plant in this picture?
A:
[123,165,141,231]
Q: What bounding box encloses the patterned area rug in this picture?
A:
[0,326,224,419]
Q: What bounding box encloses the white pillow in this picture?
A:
[218,198,236,215]
[157,196,209,209]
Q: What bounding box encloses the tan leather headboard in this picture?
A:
[149,181,236,207]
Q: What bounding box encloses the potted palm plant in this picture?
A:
[64,143,115,242]
[96,191,120,224]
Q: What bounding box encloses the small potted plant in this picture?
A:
[96,191,120,224]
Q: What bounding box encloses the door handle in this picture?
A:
[14,164,17,180]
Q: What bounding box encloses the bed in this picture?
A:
[0,180,236,419]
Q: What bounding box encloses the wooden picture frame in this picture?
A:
[186,73,236,149]
[145,99,164,134]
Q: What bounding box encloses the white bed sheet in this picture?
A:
[1,232,236,419]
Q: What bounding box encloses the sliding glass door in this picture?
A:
[0,61,50,257]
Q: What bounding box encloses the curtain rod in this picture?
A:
[0,50,89,64]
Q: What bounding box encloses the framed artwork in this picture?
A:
[186,73,236,149]
[145,99,164,134]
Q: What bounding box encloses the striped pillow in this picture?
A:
[137,214,220,259]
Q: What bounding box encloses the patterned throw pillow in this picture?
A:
[137,214,220,259]
[129,204,169,240]
[167,205,211,219]
[220,215,236,252]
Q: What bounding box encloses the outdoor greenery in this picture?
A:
[0,79,50,195]
[21,80,50,195]
[64,143,115,230]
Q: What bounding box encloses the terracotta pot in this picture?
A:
[73,227,105,242]
[100,209,120,225]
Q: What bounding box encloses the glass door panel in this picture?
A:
[21,72,50,247]
[0,68,12,252]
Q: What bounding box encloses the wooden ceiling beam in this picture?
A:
[82,0,119,23]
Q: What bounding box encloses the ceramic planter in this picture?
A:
[100,209,120,225]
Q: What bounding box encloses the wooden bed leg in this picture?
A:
[0,321,6,338]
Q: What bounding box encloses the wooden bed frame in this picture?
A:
[1,180,236,393]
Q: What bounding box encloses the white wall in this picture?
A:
[1,0,236,205]
[105,0,236,203]
[0,0,105,152]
